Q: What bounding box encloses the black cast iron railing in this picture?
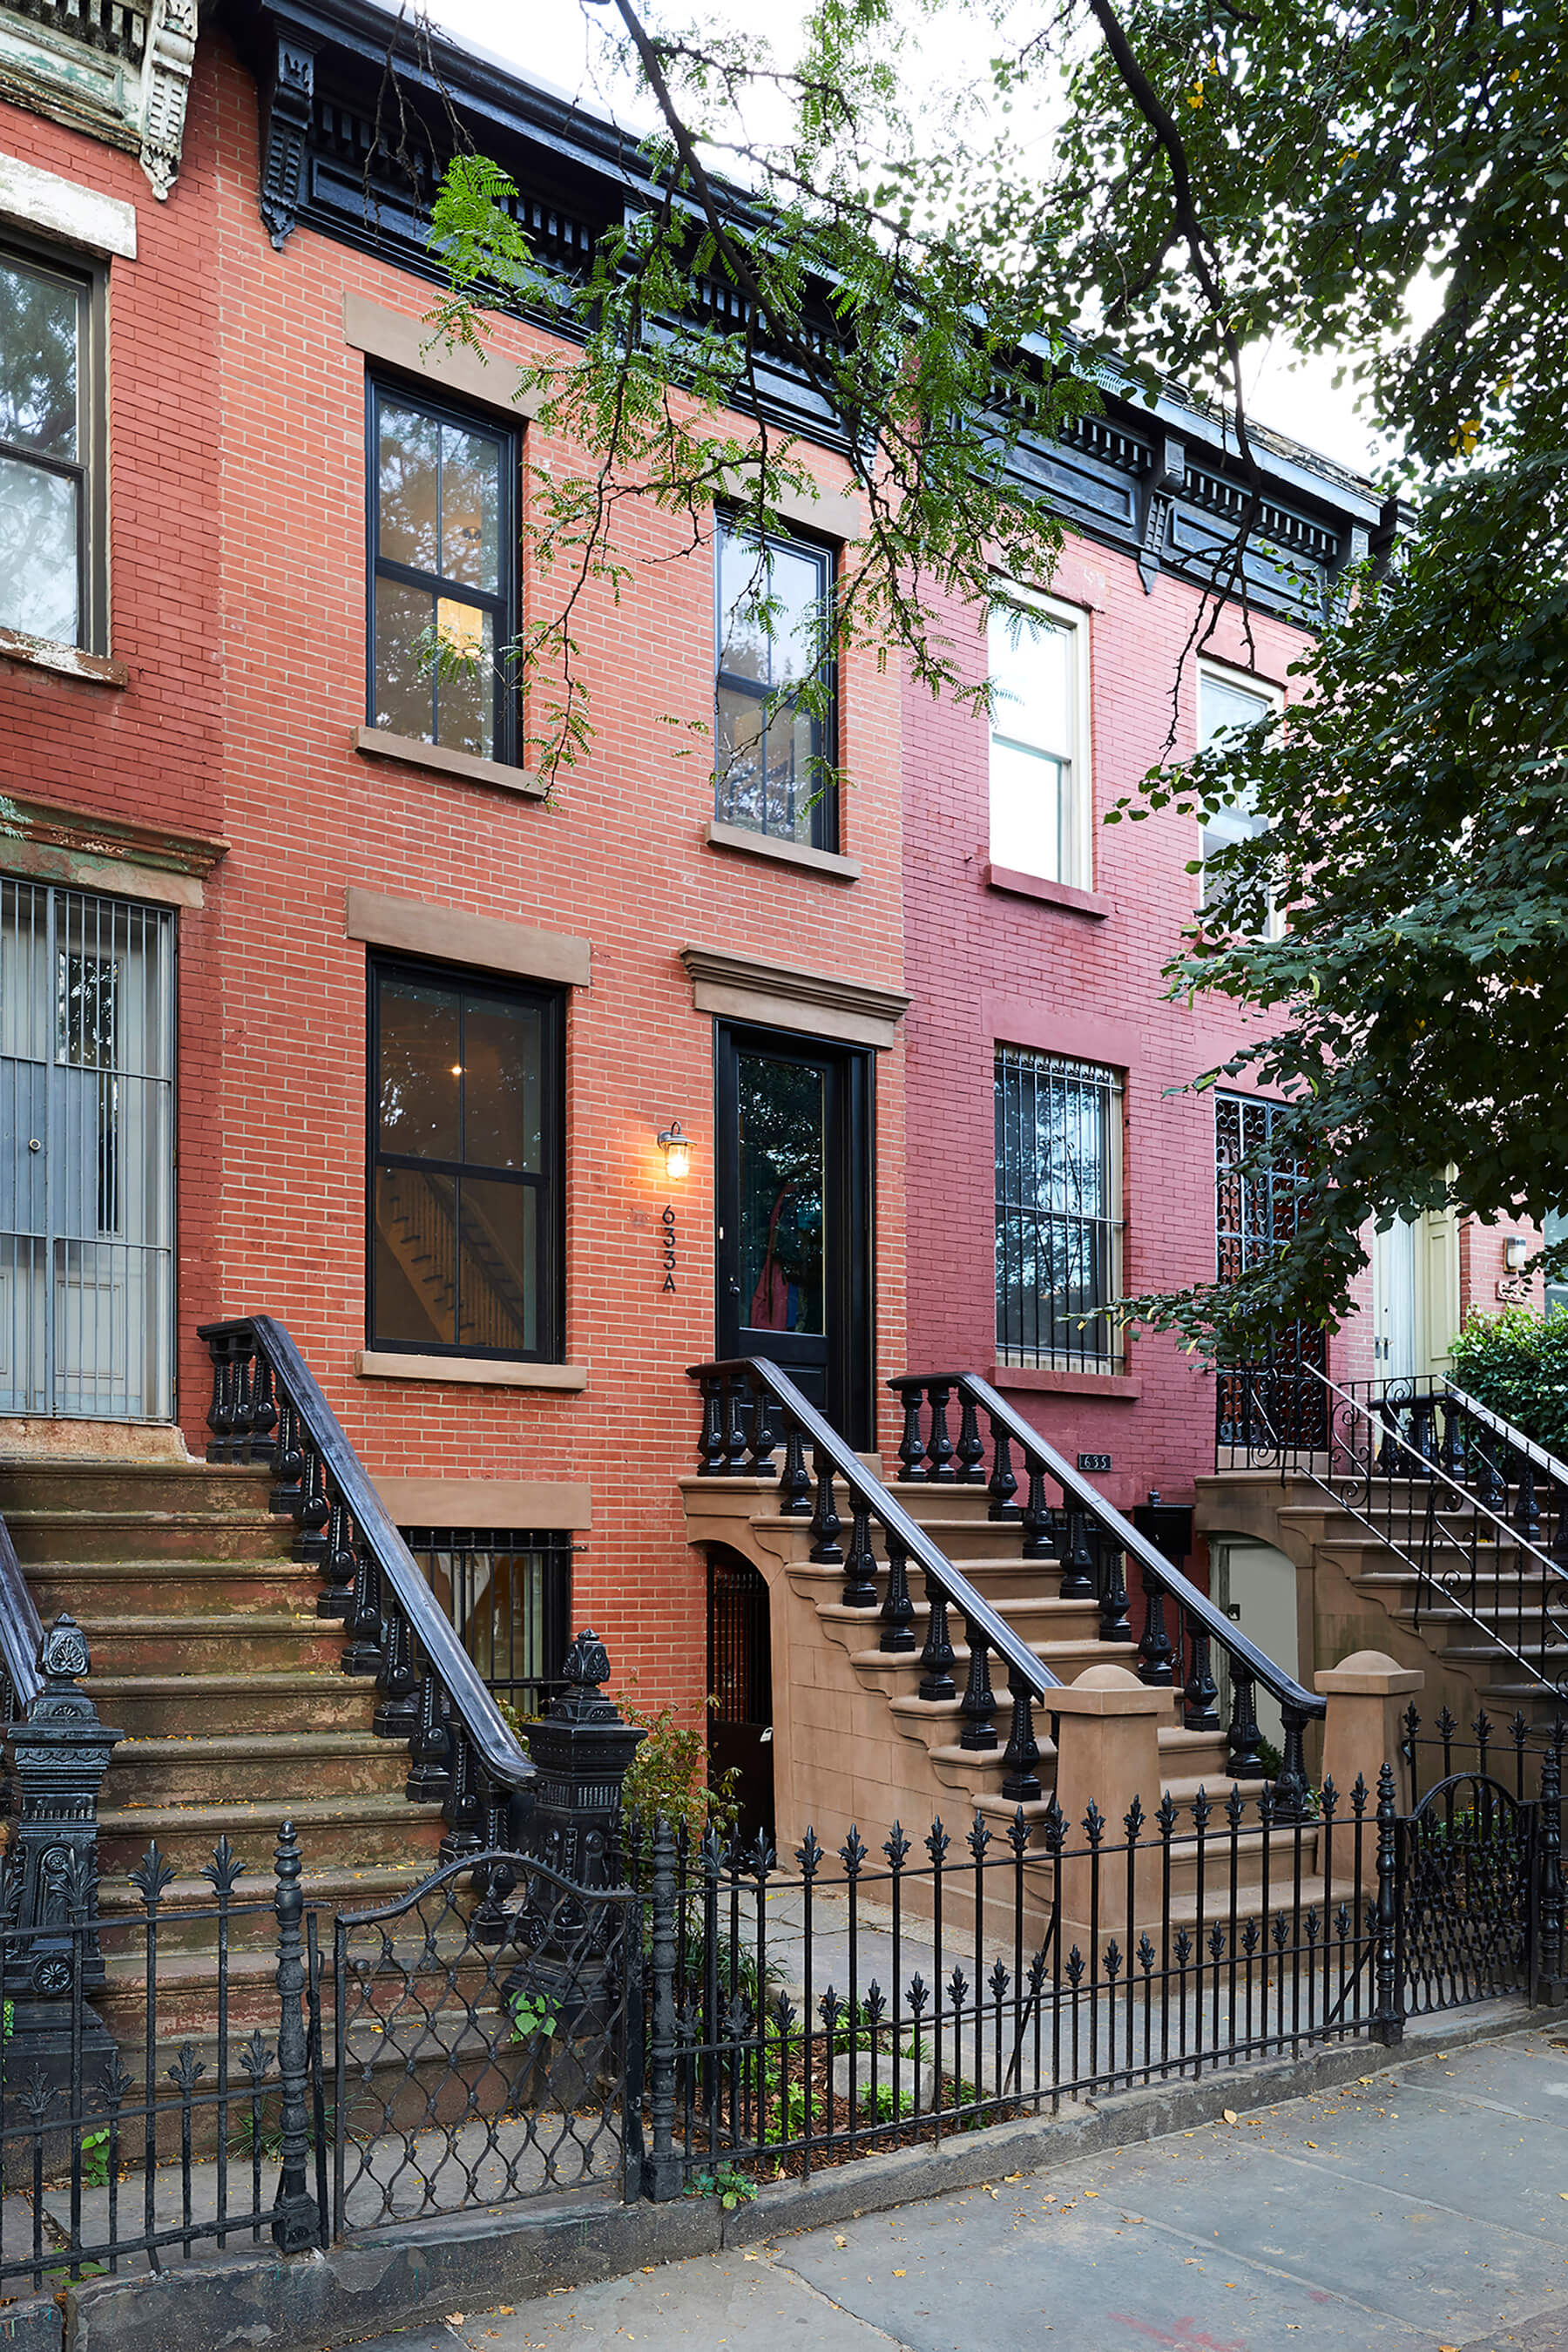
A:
[1219,1362,1568,1698]
[689,1359,1062,1803]
[0,1499,45,1729]
[199,1316,535,1857]
[892,1373,1325,1816]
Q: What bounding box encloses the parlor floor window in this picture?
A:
[368,381,517,761]
[714,514,836,848]
[368,957,562,1359]
[995,1046,1123,1373]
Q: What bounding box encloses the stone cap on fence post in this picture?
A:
[1051,1664,1176,1939]
[1315,1649,1423,1815]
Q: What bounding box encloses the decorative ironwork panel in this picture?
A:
[333,1848,636,2234]
[1401,1773,1534,2012]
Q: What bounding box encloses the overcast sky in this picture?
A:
[420,0,1387,482]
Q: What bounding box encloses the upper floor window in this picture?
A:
[1198,663,1283,933]
[714,515,836,849]
[988,591,1090,888]
[995,1044,1123,1374]
[368,382,517,763]
[368,956,563,1361]
[1,245,104,652]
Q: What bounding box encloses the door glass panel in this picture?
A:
[738,1054,825,1335]
[376,975,460,1159]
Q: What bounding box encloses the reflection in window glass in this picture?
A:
[714,518,835,848]
[738,1053,826,1335]
[988,598,1081,884]
[0,254,85,645]
[369,961,559,1358]
[370,386,511,760]
[1198,669,1279,926]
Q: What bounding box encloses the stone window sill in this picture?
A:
[704,819,861,882]
[993,1362,1140,1400]
[355,1349,587,1390]
[354,726,546,799]
[0,626,126,687]
[984,863,1111,918]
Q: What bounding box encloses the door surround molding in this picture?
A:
[679,943,908,1051]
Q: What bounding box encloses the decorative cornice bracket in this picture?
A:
[1137,435,1186,596]
[260,28,317,249]
[138,0,196,198]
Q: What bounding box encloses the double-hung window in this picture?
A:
[714,515,836,849]
[1197,663,1283,935]
[995,1046,1123,1372]
[0,243,105,651]
[988,591,1090,888]
[368,956,563,1361]
[368,382,517,762]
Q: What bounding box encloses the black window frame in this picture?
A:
[994,1044,1124,1375]
[713,510,839,852]
[365,375,521,766]
[0,233,108,654]
[366,951,564,1362]
[401,1525,573,1720]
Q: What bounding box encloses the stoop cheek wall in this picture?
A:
[203,40,906,1713]
[902,535,1320,1542]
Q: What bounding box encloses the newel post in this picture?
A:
[2,1615,122,2085]
[1315,1650,1423,1817]
[1049,1663,1175,1940]
[271,1819,323,2252]
[519,1631,645,1890]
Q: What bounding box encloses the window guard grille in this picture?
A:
[994,1046,1123,1374]
[401,1527,574,1722]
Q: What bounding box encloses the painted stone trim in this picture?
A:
[679,942,909,1051]
[0,148,137,255]
[0,790,227,881]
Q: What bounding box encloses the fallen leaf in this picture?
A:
[893,2269,906,2276]
[1004,2173,1023,2182]
[446,2320,463,2330]
[835,2234,848,2247]
[1305,2140,1319,2149]
[1222,2109,1239,2124]
[1083,2190,1098,2198]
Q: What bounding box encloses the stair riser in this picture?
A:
[0,1466,277,1517]
[95,1686,374,1738]
[29,1567,321,1617]
[98,1960,504,2045]
[82,1629,348,1674]
[99,1816,447,1877]
[105,1749,411,1808]
[6,1517,296,1565]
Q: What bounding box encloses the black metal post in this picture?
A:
[1538,1733,1565,2006]
[642,1815,683,2200]
[1370,1761,1404,2046]
[272,1820,323,2251]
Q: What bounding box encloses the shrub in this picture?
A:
[614,1688,740,1857]
[1447,1305,1568,1457]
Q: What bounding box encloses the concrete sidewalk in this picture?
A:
[332,2026,1568,2352]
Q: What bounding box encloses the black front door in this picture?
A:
[714,1024,872,1447]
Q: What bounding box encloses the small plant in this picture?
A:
[1449,1303,1568,1456]
[79,2128,110,2188]
[616,1686,740,1855]
[508,1989,560,2042]
[685,2160,756,2210]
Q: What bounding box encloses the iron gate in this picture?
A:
[1401,1772,1536,2013]
[332,1848,639,2234]
[0,879,175,1419]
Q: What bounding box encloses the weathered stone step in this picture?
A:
[70,1612,346,1674]
[2,1509,295,1564]
[27,1558,326,1617]
[107,1731,408,1808]
[97,1861,444,1954]
[91,1672,370,1740]
[98,1793,447,1877]
[0,1461,276,1517]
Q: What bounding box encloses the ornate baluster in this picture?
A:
[1000,1669,1041,1802]
[372,1601,419,1740]
[438,1726,483,1862]
[295,1447,329,1564]
[723,1374,750,1477]
[1098,1538,1132,1644]
[925,1385,955,1481]
[1375,1397,1401,1477]
[1475,1429,1506,1512]
[987,1417,1018,1519]
[879,1535,916,1654]
[778,1414,812,1516]
[1514,1452,1541,1545]
[1058,1510,1097,1601]
[271,1397,304,1514]
[954,1393,985,1483]
[245,1350,278,1466]
[1272,1704,1311,1822]
[206,1336,233,1459]
[1439,1399,1463,1480]
[1136,1558,1174,1686]
[1407,1393,1436,1463]
[1553,1478,1568,1571]
[896,1386,927,1483]
[341,1541,383,1676]
[406,1671,452,1801]
[317,1500,356,1622]
[959,1619,998,1750]
[918,1567,956,1700]
[808,1448,843,1564]
[1022,1465,1055,1563]
[1227,1668,1264,1779]
[698,1372,727,1475]
[747,1389,778,1477]
[841,1504,878,1609]
[1182,1611,1220,1730]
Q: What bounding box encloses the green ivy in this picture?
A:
[1447,1306,1568,1458]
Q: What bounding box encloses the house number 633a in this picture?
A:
[660,1205,677,1294]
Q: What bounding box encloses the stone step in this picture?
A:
[0,1460,277,1517]
[2,1509,295,1565]
[69,1612,347,1675]
[90,1672,372,1740]
[106,1731,409,1808]
[97,1792,448,1877]
[97,1861,443,1954]
[27,1558,327,1617]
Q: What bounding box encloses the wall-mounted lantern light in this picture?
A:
[659,1121,692,1181]
[1504,1234,1530,1274]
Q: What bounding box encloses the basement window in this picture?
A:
[368,954,564,1361]
[402,1527,573,1720]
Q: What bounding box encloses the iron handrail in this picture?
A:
[199,1315,534,1791]
[903,1371,1325,1722]
[688,1356,1063,1697]
[0,1507,44,1720]
[1443,1378,1568,1492]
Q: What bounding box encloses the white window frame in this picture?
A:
[988,584,1093,890]
[1196,659,1285,939]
